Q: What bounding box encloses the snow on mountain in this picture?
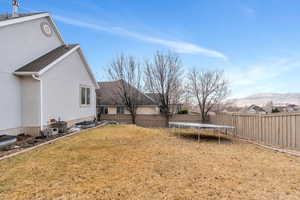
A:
[227,93,300,107]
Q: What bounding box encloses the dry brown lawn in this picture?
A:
[0,125,300,200]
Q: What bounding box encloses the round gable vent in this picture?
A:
[40,22,53,37]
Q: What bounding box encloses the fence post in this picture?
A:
[260,115,263,144]
[211,112,300,151]
[234,114,237,137]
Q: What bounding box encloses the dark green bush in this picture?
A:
[272,108,280,113]
[177,109,188,114]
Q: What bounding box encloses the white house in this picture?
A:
[0,12,99,136]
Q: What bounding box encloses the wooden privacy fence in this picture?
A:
[210,113,300,150]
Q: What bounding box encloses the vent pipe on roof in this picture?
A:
[12,0,20,17]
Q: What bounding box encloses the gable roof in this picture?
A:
[15,44,78,73]
[0,12,64,43]
[14,44,99,89]
[5,12,98,89]
[0,12,47,22]
[248,104,266,112]
[145,93,160,104]
[97,80,156,106]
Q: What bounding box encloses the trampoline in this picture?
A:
[169,122,235,144]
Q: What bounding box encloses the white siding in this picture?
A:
[0,73,21,130]
[0,16,63,131]
[41,50,96,125]
[20,77,41,127]
[0,17,62,72]
[137,106,160,115]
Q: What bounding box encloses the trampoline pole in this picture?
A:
[218,129,221,144]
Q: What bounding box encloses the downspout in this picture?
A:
[32,74,43,131]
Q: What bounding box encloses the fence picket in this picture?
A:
[211,112,300,151]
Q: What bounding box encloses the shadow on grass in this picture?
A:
[172,132,232,144]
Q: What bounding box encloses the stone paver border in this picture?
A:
[0,123,108,162]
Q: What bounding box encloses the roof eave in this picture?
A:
[0,12,49,28]
[14,45,80,76]
[77,48,99,89]
[47,14,65,44]
[0,12,65,44]
[38,45,80,75]
[14,71,39,76]
[14,45,99,89]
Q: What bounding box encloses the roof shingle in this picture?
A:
[145,93,160,104]
[97,80,156,106]
[15,44,78,73]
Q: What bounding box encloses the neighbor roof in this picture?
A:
[145,93,160,104]
[248,105,266,112]
[15,44,78,73]
[97,80,156,106]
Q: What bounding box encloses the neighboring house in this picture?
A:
[0,12,99,136]
[221,106,243,113]
[246,105,267,114]
[181,104,202,114]
[96,81,160,116]
[263,102,299,113]
[145,93,183,114]
[285,104,299,112]
[271,104,299,113]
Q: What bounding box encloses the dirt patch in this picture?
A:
[0,125,299,200]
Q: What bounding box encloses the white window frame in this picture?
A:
[80,85,91,107]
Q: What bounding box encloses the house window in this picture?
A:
[81,88,86,105]
[117,106,125,114]
[80,86,91,106]
[86,88,90,104]
[100,106,108,114]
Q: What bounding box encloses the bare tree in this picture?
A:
[144,51,183,126]
[188,69,229,122]
[108,54,142,124]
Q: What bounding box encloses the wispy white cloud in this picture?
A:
[228,58,298,86]
[226,57,300,98]
[53,15,227,59]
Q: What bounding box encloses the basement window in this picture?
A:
[80,86,91,106]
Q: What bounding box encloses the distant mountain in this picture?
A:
[227,93,300,107]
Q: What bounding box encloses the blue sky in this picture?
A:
[1,0,300,98]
